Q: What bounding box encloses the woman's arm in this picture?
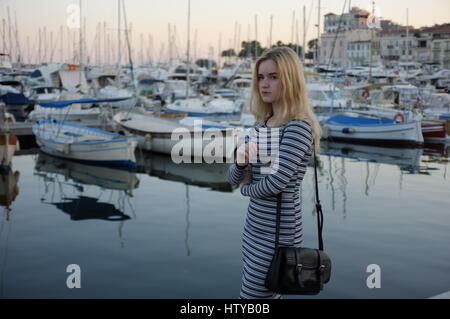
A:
[228,163,248,186]
[240,120,312,198]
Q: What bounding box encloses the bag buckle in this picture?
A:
[297,264,303,271]
[319,265,326,272]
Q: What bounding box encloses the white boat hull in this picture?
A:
[323,118,424,146]
[33,120,138,167]
[113,112,241,161]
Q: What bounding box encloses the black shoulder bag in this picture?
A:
[265,128,332,295]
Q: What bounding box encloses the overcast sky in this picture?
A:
[1,0,449,64]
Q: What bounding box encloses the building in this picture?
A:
[320,7,377,68]
[347,41,372,68]
[377,28,416,64]
[324,7,370,34]
[427,24,450,68]
[377,24,449,68]
[319,7,450,69]
[320,29,375,68]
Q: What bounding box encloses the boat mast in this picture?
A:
[302,5,306,62]
[121,0,136,94]
[185,0,191,99]
[406,8,409,63]
[79,0,83,90]
[7,7,12,63]
[368,1,375,84]
[254,14,258,59]
[117,0,121,87]
[269,15,273,48]
[316,0,321,66]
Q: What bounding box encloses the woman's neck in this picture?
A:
[267,104,285,127]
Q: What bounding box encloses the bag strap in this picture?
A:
[275,126,324,251]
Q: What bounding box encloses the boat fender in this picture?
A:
[342,127,355,134]
[393,112,405,123]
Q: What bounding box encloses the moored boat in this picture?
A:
[322,114,424,146]
[33,119,138,168]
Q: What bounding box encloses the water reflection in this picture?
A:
[317,141,450,219]
[35,152,140,192]
[135,150,234,256]
[34,152,140,247]
[0,168,20,297]
[0,168,20,220]
[320,141,423,173]
[136,150,233,192]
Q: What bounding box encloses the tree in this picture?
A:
[221,49,236,57]
[271,41,303,57]
[238,41,265,59]
[308,39,318,51]
[195,59,217,69]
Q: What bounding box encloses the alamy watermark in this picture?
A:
[366,3,382,30]
[66,264,81,289]
[66,4,81,29]
[170,120,283,174]
[366,264,381,289]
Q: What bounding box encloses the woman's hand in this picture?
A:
[236,142,258,167]
[241,165,252,185]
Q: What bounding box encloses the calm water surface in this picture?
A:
[1,141,449,299]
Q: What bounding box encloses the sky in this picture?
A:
[1,0,450,65]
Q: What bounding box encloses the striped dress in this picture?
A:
[228,119,313,299]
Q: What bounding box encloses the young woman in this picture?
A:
[228,47,321,299]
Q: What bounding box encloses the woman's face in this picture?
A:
[258,59,281,104]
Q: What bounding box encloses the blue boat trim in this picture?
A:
[328,127,415,134]
[39,151,137,170]
[35,119,119,137]
[51,146,132,153]
[33,119,137,145]
[163,110,238,117]
[326,115,413,126]
[39,97,132,108]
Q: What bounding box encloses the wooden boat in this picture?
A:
[322,114,424,146]
[33,119,138,168]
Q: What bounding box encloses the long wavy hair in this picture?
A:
[250,46,321,150]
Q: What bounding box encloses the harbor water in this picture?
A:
[0,141,449,299]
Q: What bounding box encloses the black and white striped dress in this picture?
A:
[228,119,313,299]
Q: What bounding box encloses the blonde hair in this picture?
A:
[250,46,321,150]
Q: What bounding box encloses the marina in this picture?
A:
[1,141,449,298]
[0,0,450,300]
